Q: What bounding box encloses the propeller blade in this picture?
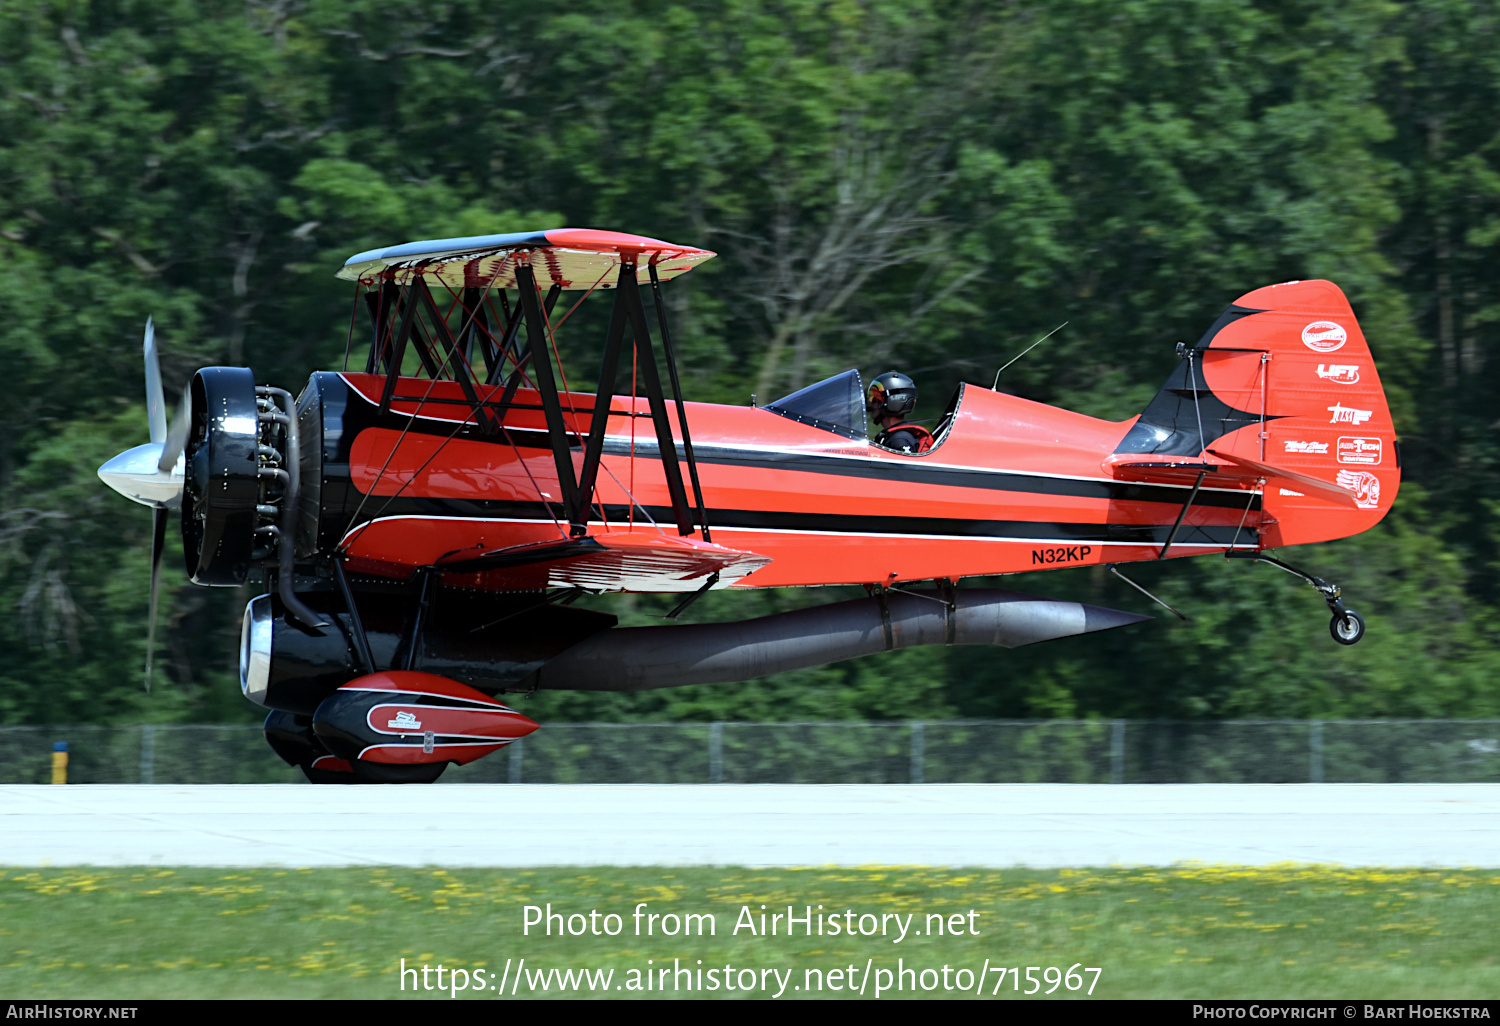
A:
[157,391,191,475]
[144,505,168,692]
[143,318,166,445]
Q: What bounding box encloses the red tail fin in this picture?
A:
[1114,279,1398,548]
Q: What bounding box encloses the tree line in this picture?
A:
[2,0,1499,725]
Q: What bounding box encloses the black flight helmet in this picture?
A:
[867,371,917,421]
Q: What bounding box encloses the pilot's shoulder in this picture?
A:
[877,426,922,452]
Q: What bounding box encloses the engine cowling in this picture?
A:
[181,367,262,585]
[237,589,619,713]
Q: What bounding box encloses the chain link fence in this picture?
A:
[3,720,1500,784]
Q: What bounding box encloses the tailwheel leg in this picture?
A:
[1227,551,1366,645]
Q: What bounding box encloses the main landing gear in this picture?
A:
[1226,551,1366,645]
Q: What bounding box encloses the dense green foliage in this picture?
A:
[3,0,1500,724]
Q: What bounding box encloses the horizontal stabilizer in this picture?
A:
[1104,450,1359,509]
[1205,449,1359,508]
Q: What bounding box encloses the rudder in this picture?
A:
[1115,279,1398,549]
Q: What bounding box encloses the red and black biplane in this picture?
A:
[98,228,1398,782]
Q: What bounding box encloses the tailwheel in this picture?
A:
[1330,609,1366,646]
[1227,551,1368,645]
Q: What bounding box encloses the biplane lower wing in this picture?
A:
[436,533,771,592]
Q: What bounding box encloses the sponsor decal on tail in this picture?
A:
[1336,469,1381,509]
[1302,321,1348,352]
[1327,403,1372,426]
[1284,440,1329,455]
[1336,437,1382,465]
[1315,363,1360,384]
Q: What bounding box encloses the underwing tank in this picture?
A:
[240,585,1148,712]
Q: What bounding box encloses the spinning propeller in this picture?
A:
[96,318,190,688]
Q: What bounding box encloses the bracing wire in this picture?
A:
[337,264,515,552]
[1187,349,1207,461]
[1225,478,1263,555]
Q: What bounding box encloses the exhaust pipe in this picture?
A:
[535,588,1150,692]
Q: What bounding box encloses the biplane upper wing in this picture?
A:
[339,226,724,561]
[336,228,715,289]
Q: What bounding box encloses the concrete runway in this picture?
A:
[2,783,1497,868]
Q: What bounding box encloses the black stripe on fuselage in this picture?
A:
[601,439,1261,512]
[335,377,1259,514]
[339,497,1256,547]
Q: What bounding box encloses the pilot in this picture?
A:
[868,371,934,453]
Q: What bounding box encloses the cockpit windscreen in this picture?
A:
[763,369,867,441]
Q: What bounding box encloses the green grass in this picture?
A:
[0,865,1496,999]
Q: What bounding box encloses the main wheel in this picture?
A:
[1330,609,1366,645]
[302,757,359,784]
[349,759,449,784]
[266,710,359,783]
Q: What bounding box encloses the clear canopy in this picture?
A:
[764,369,867,440]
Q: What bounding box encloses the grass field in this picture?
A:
[0,864,1496,999]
